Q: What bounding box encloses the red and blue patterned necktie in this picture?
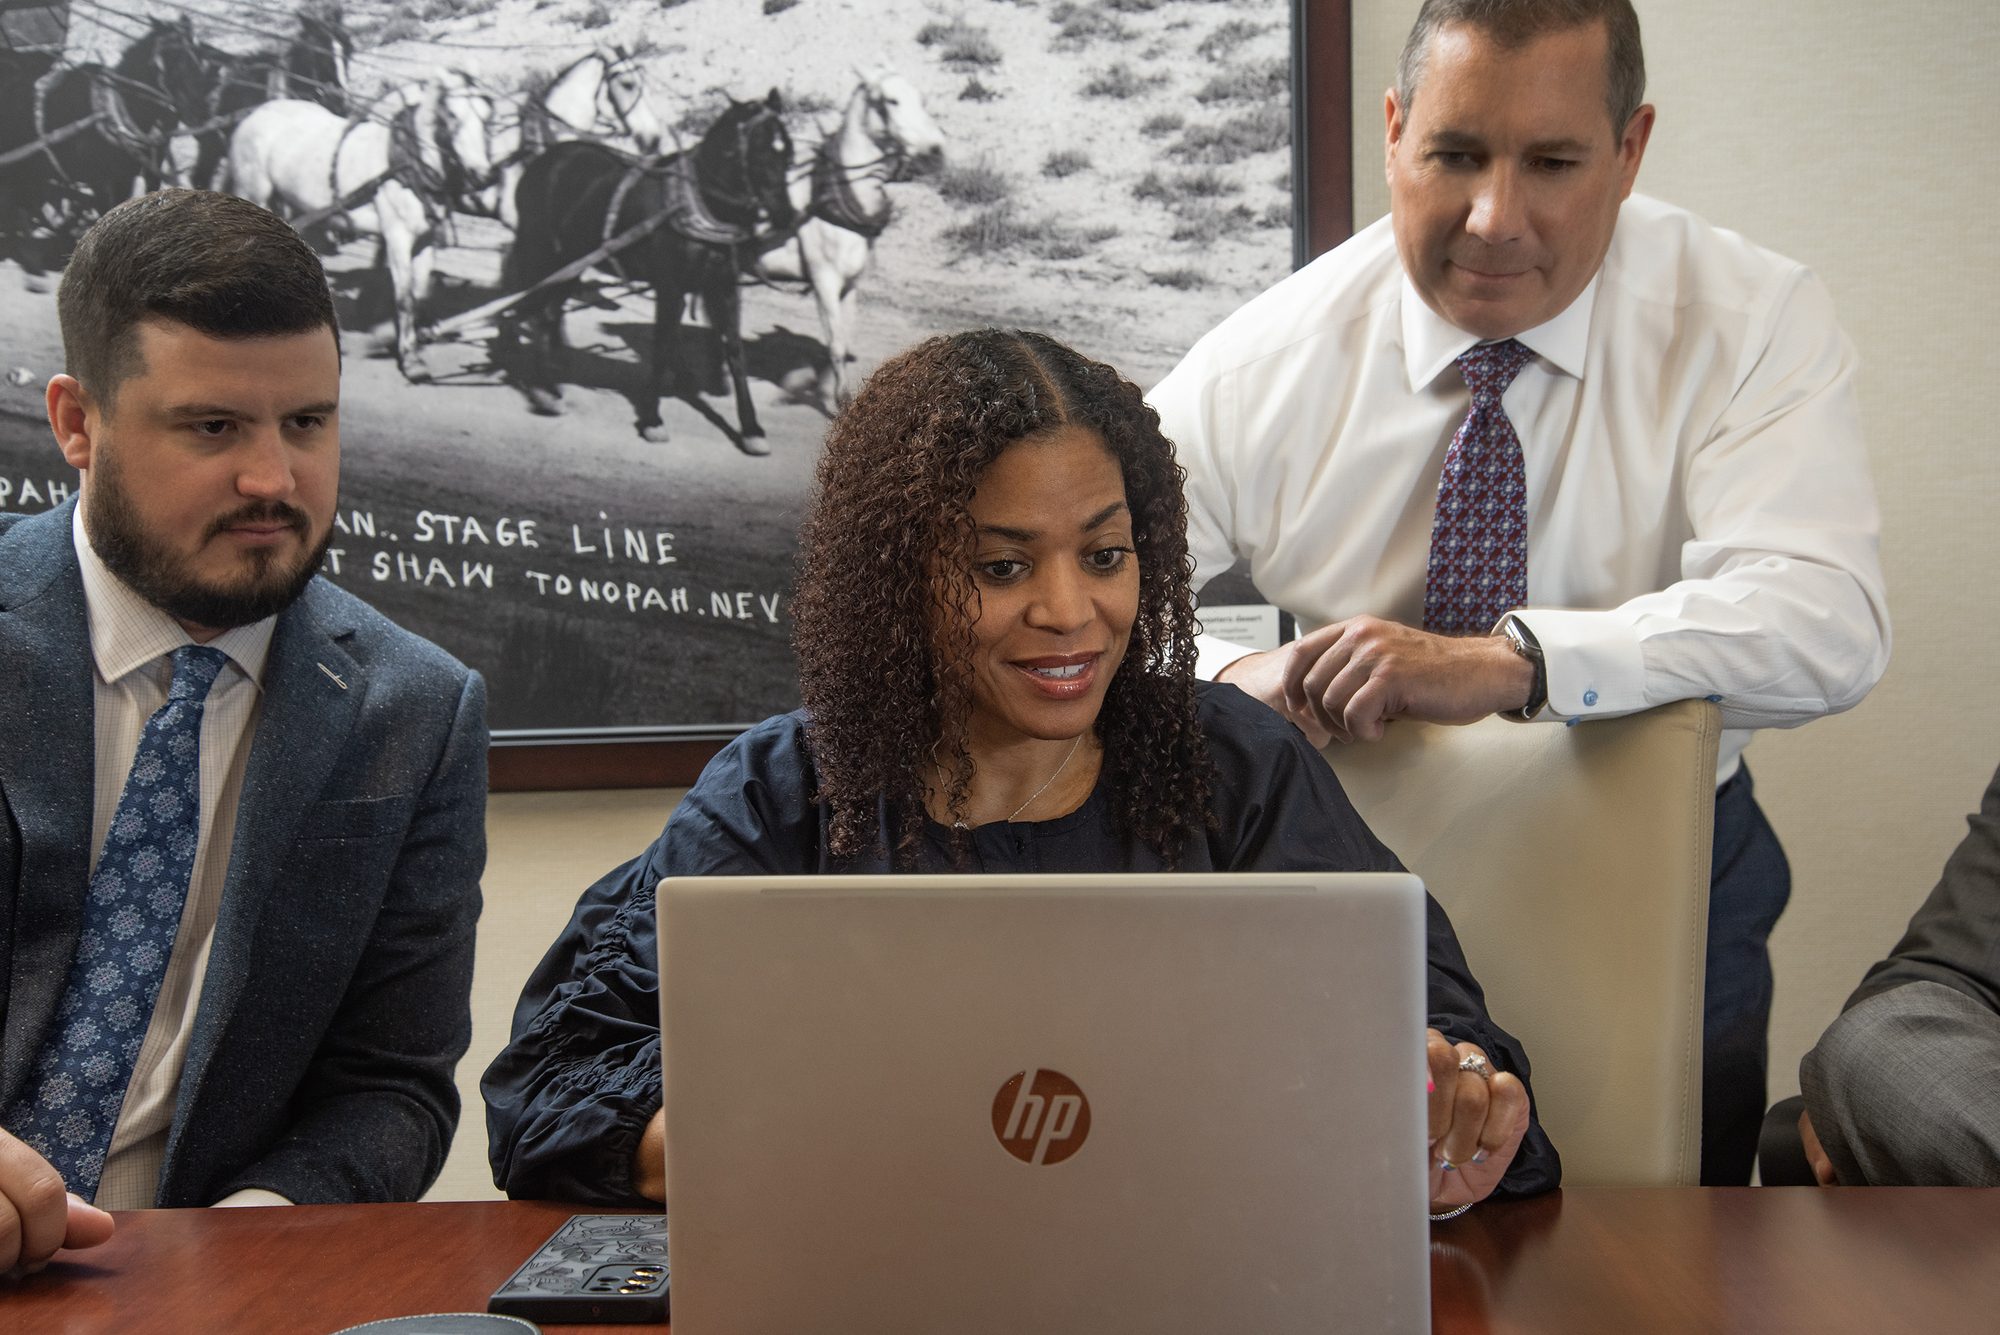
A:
[4,645,228,1199]
[1423,338,1535,635]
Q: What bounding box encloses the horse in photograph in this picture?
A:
[228,75,500,382]
[188,6,356,189]
[482,47,665,230]
[6,17,212,231]
[503,92,797,452]
[0,46,61,250]
[750,65,944,408]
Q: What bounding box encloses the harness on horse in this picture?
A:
[603,108,794,251]
[29,67,77,183]
[620,154,758,247]
[305,116,369,235]
[87,75,158,161]
[389,102,457,227]
[809,138,892,239]
[31,66,152,189]
[390,98,484,231]
[305,109,448,239]
[518,96,559,158]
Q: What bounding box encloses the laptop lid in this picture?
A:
[660,873,1430,1335]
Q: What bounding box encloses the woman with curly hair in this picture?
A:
[791,325,1213,865]
[482,329,1559,1210]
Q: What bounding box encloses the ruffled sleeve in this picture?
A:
[481,713,823,1203]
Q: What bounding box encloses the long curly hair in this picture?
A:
[791,328,1215,866]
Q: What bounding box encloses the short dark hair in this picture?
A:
[58,188,336,405]
[1396,0,1646,134]
[791,328,1215,867]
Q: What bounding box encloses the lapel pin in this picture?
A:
[317,663,348,690]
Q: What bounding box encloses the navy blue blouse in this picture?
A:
[482,683,1561,1203]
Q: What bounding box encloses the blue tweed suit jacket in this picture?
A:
[0,500,486,1205]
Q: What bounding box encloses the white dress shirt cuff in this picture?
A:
[1195,631,1259,683]
[213,1188,294,1208]
[1509,609,1648,719]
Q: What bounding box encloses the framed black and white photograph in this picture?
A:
[0,0,1349,777]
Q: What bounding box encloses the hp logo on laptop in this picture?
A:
[991,1069,1091,1165]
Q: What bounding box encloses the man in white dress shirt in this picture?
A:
[0,190,486,1272]
[1149,0,1890,1183]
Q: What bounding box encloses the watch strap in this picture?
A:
[1498,615,1547,722]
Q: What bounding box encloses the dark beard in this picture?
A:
[88,455,332,632]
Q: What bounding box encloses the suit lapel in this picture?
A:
[0,503,97,1109]
[172,581,364,1117]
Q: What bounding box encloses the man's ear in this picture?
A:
[47,375,98,472]
[1615,103,1655,199]
[1384,86,1406,171]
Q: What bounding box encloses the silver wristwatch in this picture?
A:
[1497,615,1546,722]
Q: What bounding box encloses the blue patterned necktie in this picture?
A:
[1423,339,1536,635]
[5,645,228,1199]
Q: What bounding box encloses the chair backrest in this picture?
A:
[1321,700,1719,1186]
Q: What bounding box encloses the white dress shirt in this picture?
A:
[1149,193,1892,783]
[70,507,286,1209]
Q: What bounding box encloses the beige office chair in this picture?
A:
[1321,699,1719,1187]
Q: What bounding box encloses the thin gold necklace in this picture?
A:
[956,733,1085,829]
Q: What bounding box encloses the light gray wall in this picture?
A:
[1351,0,2000,1108]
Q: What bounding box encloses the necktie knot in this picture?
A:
[1456,338,1533,399]
[166,646,229,704]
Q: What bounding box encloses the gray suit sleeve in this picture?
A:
[1847,761,2000,1016]
[1798,763,2000,1185]
[217,669,488,1203]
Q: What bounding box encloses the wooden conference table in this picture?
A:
[8,1189,1999,1334]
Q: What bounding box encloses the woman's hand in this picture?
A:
[1426,1028,1530,1211]
[632,1108,666,1204]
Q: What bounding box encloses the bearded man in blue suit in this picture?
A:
[0,190,486,1274]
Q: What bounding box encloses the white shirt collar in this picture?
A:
[1400,270,1601,392]
[72,502,276,691]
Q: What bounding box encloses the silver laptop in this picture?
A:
[659,873,1430,1335]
